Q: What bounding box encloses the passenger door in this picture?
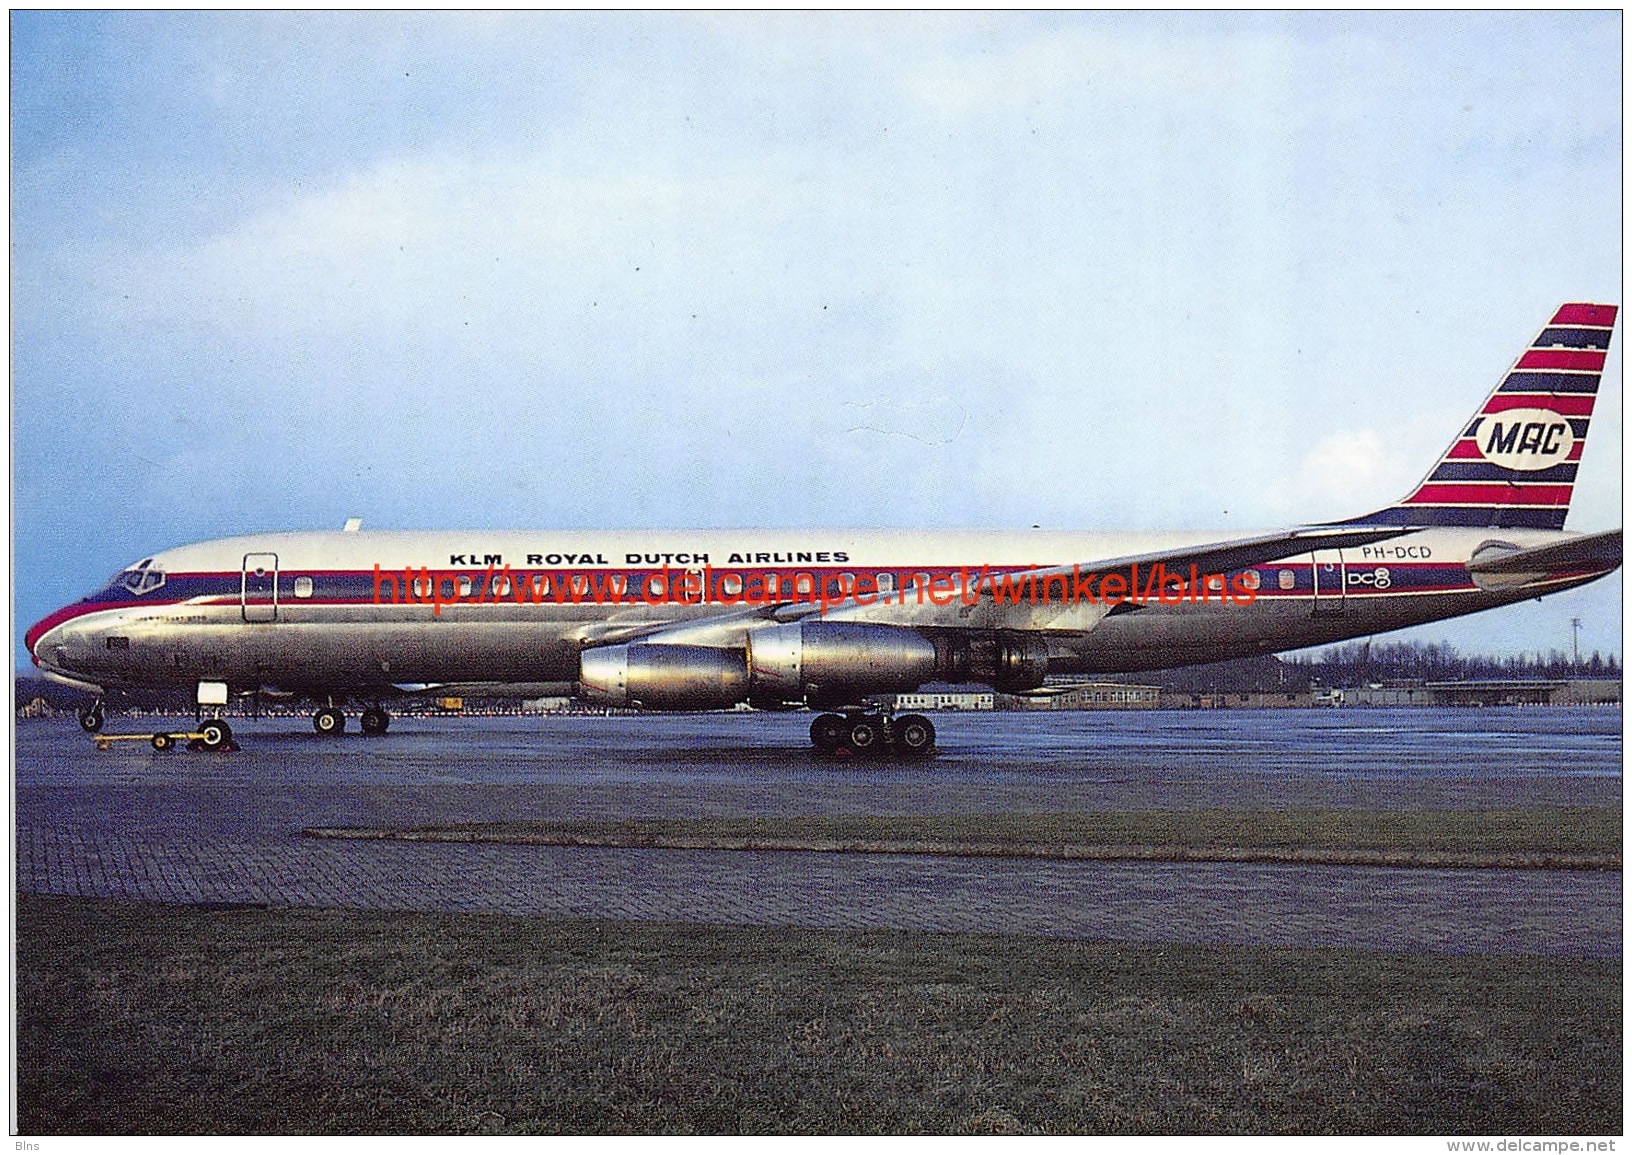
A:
[242,552,279,622]
[1310,549,1345,617]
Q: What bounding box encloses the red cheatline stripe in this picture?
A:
[1517,349,1607,371]
[1567,443,1585,460]
[1406,483,1574,506]
[1551,303,1619,327]
[1482,394,1596,416]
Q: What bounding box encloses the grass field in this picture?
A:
[16,894,1621,1135]
[305,807,1623,869]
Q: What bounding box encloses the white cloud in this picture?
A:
[1266,424,1440,523]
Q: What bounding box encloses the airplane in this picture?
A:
[26,303,1623,755]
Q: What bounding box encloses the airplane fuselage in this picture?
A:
[27,524,1610,696]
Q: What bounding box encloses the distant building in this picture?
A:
[1316,678,1619,708]
[1339,682,1437,707]
[1002,683,1160,710]
[1553,679,1622,705]
[1164,689,1314,709]
[890,690,995,711]
[520,696,575,714]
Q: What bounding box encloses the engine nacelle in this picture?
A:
[577,625,1045,711]
[989,631,1050,692]
[748,622,938,702]
[578,643,749,710]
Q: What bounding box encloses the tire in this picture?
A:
[79,708,104,733]
[810,713,846,752]
[891,713,936,757]
[846,716,882,753]
[314,707,345,736]
[151,732,173,751]
[199,719,232,750]
[360,708,389,736]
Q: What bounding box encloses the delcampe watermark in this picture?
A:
[370,562,1263,617]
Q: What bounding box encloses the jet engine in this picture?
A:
[987,631,1050,692]
[577,643,749,710]
[747,622,939,704]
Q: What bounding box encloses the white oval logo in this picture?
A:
[1475,407,1574,471]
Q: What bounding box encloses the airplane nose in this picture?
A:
[24,608,73,666]
[25,618,48,664]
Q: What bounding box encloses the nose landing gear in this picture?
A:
[198,718,233,750]
[77,701,105,733]
[810,710,936,758]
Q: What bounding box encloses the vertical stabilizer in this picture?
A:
[1335,303,1617,529]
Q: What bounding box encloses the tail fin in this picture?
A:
[1334,302,1617,530]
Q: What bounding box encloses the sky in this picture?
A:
[11,11,1624,668]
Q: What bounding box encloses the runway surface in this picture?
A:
[15,708,1623,956]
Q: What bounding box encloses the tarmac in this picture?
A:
[14,708,1624,957]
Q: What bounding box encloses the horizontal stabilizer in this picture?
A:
[1465,529,1623,574]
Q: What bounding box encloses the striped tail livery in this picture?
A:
[1342,302,1617,529]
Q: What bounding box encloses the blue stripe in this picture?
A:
[1498,371,1602,394]
[1535,327,1614,350]
[1428,462,1578,483]
[1334,506,1568,530]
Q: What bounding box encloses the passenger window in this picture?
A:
[720,573,744,596]
[457,576,472,596]
[1278,570,1296,591]
[293,576,314,599]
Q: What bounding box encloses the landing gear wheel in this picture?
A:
[314,707,345,736]
[199,719,232,750]
[151,732,173,751]
[79,705,105,733]
[846,716,883,753]
[891,713,936,757]
[810,713,847,752]
[360,707,390,736]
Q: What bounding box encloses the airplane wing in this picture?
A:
[1465,528,1623,575]
[617,524,1416,642]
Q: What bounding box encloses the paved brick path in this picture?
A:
[15,711,1623,956]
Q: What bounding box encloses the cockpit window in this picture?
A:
[119,558,166,596]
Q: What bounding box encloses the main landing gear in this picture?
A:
[810,710,936,758]
[313,705,391,736]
